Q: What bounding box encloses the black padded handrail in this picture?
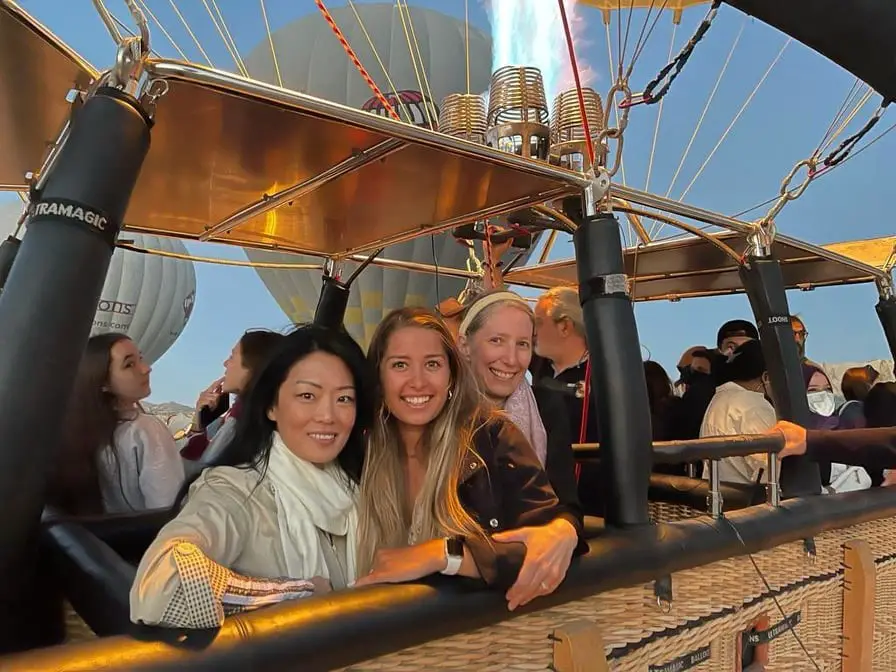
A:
[573,433,783,463]
[6,487,896,672]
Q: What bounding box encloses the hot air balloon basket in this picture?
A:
[337,516,896,672]
[63,601,96,643]
[648,501,704,523]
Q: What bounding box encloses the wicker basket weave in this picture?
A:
[338,516,896,671]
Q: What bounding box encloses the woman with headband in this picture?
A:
[456,290,581,520]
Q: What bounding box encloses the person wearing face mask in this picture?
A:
[801,365,873,492]
[699,339,776,485]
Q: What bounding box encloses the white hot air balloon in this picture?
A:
[0,201,197,363]
[241,4,531,347]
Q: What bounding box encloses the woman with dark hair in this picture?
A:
[643,360,693,476]
[181,329,285,466]
[47,333,183,515]
[838,365,879,429]
[355,307,583,612]
[130,324,374,629]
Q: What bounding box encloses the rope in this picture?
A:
[347,0,413,123]
[558,0,596,167]
[202,0,248,77]
[678,37,791,202]
[259,0,283,88]
[209,0,249,76]
[626,0,722,107]
[664,17,745,200]
[166,0,214,66]
[314,0,400,121]
[134,0,188,61]
[644,23,677,197]
[464,0,470,95]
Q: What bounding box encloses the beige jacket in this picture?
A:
[130,465,349,629]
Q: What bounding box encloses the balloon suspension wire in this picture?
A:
[557,0,596,167]
[315,0,401,121]
[344,248,384,287]
[464,0,470,95]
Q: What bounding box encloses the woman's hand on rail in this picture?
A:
[493,517,578,611]
[770,420,808,458]
[883,470,896,487]
[353,540,447,587]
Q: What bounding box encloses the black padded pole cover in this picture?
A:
[574,213,652,528]
[875,295,896,362]
[0,235,21,291]
[0,87,151,652]
[739,256,821,498]
[313,276,350,330]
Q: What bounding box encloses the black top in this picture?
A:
[532,386,582,523]
[458,416,586,589]
[530,355,599,444]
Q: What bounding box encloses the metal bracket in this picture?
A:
[583,170,611,217]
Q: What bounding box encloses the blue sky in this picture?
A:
[7,0,895,404]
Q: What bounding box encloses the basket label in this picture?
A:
[746,611,801,645]
[648,645,710,672]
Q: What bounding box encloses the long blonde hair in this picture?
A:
[357,307,488,573]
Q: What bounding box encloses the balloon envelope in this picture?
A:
[242,4,534,347]
[0,201,197,363]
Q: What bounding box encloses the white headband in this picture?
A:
[458,291,529,337]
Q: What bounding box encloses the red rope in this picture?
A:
[314,0,401,122]
[574,358,592,482]
[557,1,596,167]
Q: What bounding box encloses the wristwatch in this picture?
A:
[440,537,464,576]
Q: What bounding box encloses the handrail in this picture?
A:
[6,488,896,671]
[573,433,783,464]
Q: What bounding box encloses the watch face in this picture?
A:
[446,537,464,558]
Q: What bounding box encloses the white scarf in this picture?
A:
[265,432,359,583]
[503,382,548,466]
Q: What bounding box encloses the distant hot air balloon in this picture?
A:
[241,3,525,347]
[0,201,197,363]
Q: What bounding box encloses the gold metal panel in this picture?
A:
[505,232,893,300]
[122,60,586,257]
[0,1,97,189]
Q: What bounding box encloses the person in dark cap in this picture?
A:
[674,319,760,440]
[717,319,760,357]
[699,339,776,484]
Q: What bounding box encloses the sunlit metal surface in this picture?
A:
[505,232,896,300]
[112,60,584,257]
[0,1,98,190]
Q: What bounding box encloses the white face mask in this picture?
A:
[807,390,836,417]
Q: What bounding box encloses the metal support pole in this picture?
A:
[739,252,821,498]
[0,86,151,652]
[313,275,351,330]
[874,279,896,361]
[766,452,781,507]
[708,461,723,518]
[572,203,652,528]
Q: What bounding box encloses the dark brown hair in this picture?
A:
[46,333,131,515]
[237,330,285,385]
[840,365,879,402]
